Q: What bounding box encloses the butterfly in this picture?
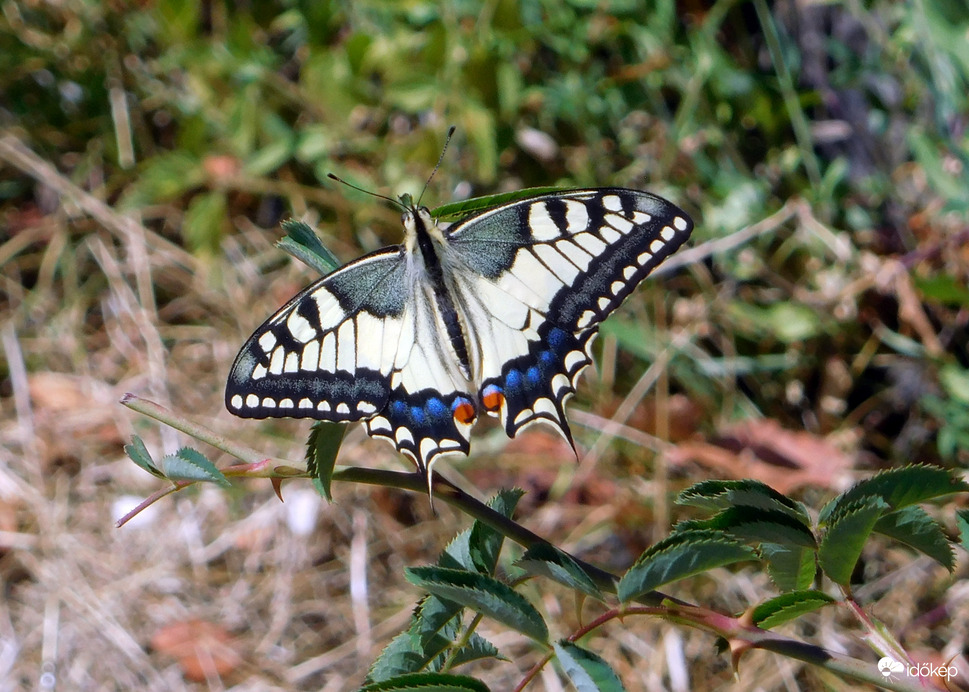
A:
[226,186,693,479]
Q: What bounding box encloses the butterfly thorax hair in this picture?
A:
[403,204,476,383]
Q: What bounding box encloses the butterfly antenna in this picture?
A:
[327,173,406,212]
[417,125,456,208]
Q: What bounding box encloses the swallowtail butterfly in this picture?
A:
[226,187,693,478]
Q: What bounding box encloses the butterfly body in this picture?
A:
[227,188,693,474]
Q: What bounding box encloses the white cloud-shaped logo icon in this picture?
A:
[878,657,905,677]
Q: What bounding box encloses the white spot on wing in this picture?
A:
[252,364,268,380]
[661,226,675,241]
[602,194,622,211]
[311,288,346,330]
[674,216,689,231]
[269,347,285,375]
[284,351,299,373]
[650,239,665,253]
[554,239,593,271]
[604,213,633,234]
[336,402,350,415]
[336,320,356,371]
[299,398,313,409]
[637,252,652,265]
[576,310,596,329]
[262,397,275,408]
[599,225,621,244]
[610,281,624,295]
[574,232,607,256]
[301,340,320,371]
[396,427,414,446]
[632,211,651,224]
[357,401,377,414]
[597,296,611,311]
[564,350,586,373]
[528,203,561,241]
[564,200,589,232]
[623,265,637,280]
[280,398,294,409]
[231,394,243,409]
[319,331,336,371]
[246,394,259,408]
[287,310,315,343]
[258,332,276,353]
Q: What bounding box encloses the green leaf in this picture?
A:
[726,301,822,343]
[552,640,626,692]
[819,465,969,523]
[183,191,227,255]
[957,510,969,555]
[468,489,524,575]
[124,435,164,479]
[304,421,345,501]
[159,447,231,487]
[750,591,836,629]
[675,506,816,549]
[677,480,809,524]
[448,633,503,669]
[939,364,969,404]
[366,630,430,682]
[277,219,342,275]
[517,543,606,600]
[414,595,462,651]
[243,136,294,176]
[915,274,969,307]
[760,543,817,592]
[360,672,491,691]
[432,187,568,220]
[874,506,954,570]
[405,567,548,644]
[818,497,889,586]
[617,530,756,603]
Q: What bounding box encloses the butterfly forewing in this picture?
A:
[226,187,693,472]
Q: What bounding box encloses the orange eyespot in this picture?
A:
[452,400,476,425]
[482,387,504,412]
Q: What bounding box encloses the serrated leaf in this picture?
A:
[124,435,164,479]
[414,595,462,650]
[751,590,836,629]
[159,447,230,487]
[360,671,491,691]
[617,530,756,603]
[517,543,605,600]
[874,506,954,570]
[305,421,345,501]
[553,641,626,692]
[468,489,524,575]
[448,633,504,669]
[819,465,969,523]
[277,219,342,275]
[957,509,969,555]
[405,567,548,644]
[818,497,889,586]
[431,187,567,219]
[366,630,429,683]
[674,506,816,549]
[760,543,817,592]
[677,480,808,524]
[440,528,475,572]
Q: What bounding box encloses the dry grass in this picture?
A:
[2,132,967,692]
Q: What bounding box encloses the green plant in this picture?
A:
[121,393,969,691]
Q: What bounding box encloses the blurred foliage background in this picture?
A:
[2,0,969,689]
